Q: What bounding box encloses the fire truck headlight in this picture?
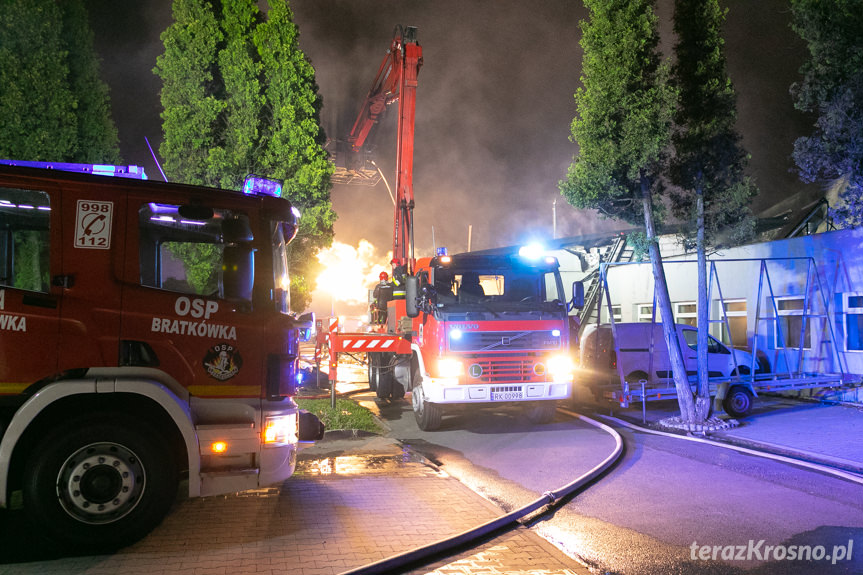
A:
[263,413,299,446]
[547,354,575,383]
[437,357,464,378]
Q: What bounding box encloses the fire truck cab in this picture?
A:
[0,162,321,550]
[396,250,576,430]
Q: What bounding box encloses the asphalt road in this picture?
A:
[362,392,863,575]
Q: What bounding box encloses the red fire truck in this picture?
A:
[325,27,578,430]
[0,160,322,550]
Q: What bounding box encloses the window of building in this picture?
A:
[720,299,748,349]
[774,296,811,349]
[636,303,656,322]
[843,293,863,352]
[675,302,697,326]
[0,188,51,293]
[601,304,622,323]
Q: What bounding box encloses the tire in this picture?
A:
[23,413,178,552]
[412,381,442,431]
[391,376,406,400]
[523,402,557,424]
[367,353,378,392]
[375,354,394,399]
[625,371,648,384]
[723,385,754,418]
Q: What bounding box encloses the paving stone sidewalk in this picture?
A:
[0,436,588,575]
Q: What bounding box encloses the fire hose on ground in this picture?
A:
[338,410,625,575]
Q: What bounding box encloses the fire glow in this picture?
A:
[313,240,391,306]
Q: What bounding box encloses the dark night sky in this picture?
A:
[87,0,816,259]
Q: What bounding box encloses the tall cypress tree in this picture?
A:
[0,0,119,162]
[561,0,700,424]
[670,0,757,420]
[62,0,121,164]
[790,0,863,228]
[155,0,335,311]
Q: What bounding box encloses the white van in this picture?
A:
[579,322,764,415]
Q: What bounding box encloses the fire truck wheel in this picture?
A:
[375,356,394,399]
[367,354,378,392]
[723,386,753,418]
[412,382,442,431]
[523,402,557,424]
[22,413,178,552]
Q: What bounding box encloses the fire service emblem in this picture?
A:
[203,343,243,381]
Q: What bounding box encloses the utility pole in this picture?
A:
[553,198,557,238]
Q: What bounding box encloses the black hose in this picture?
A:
[338,410,624,575]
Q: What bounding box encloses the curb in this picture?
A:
[604,407,863,477]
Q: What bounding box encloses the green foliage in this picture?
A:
[60,0,121,164]
[13,231,49,292]
[790,0,863,228]
[155,0,335,311]
[295,398,382,434]
[165,242,221,295]
[0,0,120,163]
[669,0,756,247]
[560,0,676,226]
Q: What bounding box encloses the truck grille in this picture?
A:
[467,358,534,384]
[449,330,561,353]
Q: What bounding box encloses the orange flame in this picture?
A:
[313,240,391,308]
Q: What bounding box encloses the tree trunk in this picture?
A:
[641,176,696,423]
[695,183,711,422]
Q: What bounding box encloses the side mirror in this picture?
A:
[222,216,254,243]
[222,245,255,303]
[406,275,419,318]
[571,281,585,310]
[296,312,315,342]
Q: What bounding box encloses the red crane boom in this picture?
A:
[343,25,422,275]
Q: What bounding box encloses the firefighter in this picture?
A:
[391,264,407,299]
[371,271,393,324]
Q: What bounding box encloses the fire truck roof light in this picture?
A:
[0,159,148,180]
[518,243,545,259]
[436,247,448,256]
[243,175,283,198]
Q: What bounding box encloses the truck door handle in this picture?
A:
[23,294,58,309]
[52,275,74,288]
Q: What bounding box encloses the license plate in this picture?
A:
[491,390,523,401]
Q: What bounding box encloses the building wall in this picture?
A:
[595,227,863,403]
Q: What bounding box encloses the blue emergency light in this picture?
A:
[0,159,147,180]
[243,175,283,198]
[436,247,449,257]
[518,243,545,259]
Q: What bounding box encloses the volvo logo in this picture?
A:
[451,323,479,330]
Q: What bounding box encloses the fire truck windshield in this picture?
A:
[432,263,565,314]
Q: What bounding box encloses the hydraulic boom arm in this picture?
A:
[344,25,422,275]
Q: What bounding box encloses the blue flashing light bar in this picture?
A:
[243,175,283,198]
[436,247,449,257]
[0,159,147,180]
[518,243,545,259]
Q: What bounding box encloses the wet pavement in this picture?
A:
[0,430,589,575]
[3,350,862,574]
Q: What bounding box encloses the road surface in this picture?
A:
[364,392,863,575]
